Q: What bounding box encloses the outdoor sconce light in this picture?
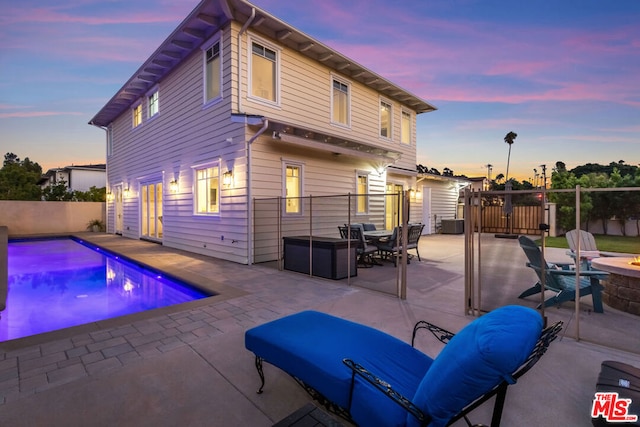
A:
[106,191,114,202]
[414,190,422,202]
[223,170,233,188]
[123,187,130,197]
[169,179,179,193]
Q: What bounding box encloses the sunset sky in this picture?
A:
[1,0,639,182]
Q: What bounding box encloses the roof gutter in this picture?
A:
[237,7,256,114]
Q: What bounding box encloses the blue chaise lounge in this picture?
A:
[245,305,562,427]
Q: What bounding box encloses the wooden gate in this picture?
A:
[470,205,542,235]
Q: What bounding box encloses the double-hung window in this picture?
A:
[250,40,278,103]
[194,164,220,215]
[380,99,392,139]
[132,103,142,128]
[331,77,350,126]
[204,38,222,103]
[148,89,159,118]
[356,172,369,214]
[283,162,303,215]
[401,110,411,144]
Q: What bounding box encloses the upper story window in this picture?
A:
[194,163,220,215]
[132,103,142,128]
[204,37,222,103]
[148,89,159,118]
[250,40,278,104]
[331,77,350,127]
[283,161,303,215]
[106,125,113,157]
[380,99,392,139]
[356,172,369,214]
[401,110,411,144]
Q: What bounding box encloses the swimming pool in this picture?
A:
[2,238,212,342]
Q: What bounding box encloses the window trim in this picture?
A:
[192,161,221,216]
[147,86,159,120]
[282,159,304,216]
[132,101,143,129]
[202,33,223,107]
[379,98,393,140]
[401,108,412,145]
[330,74,351,128]
[248,35,281,107]
[356,170,370,215]
[106,125,113,157]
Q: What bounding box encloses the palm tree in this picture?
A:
[504,131,517,181]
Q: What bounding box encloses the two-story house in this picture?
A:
[89,0,436,264]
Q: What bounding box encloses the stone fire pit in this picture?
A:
[591,257,640,316]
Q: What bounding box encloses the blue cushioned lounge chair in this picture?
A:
[245,306,562,427]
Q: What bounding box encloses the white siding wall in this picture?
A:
[107,26,250,263]
[69,170,106,192]
[421,180,459,234]
[240,29,418,171]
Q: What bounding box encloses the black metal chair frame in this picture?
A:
[253,318,563,427]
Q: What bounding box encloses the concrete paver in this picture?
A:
[0,232,639,426]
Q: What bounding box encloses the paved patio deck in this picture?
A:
[1,233,639,426]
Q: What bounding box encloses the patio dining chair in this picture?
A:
[518,235,607,313]
[339,225,379,267]
[245,306,562,427]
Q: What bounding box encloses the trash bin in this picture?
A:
[441,219,464,234]
[592,360,640,426]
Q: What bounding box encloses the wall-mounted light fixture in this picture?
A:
[107,191,114,202]
[169,179,179,193]
[223,170,234,188]
[123,187,130,197]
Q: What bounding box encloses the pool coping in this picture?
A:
[1,233,248,351]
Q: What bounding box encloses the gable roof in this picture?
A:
[89,0,436,127]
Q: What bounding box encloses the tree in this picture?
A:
[0,152,42,200]
[503,131,517,181]
[42,180,74,201]
[74,186,106,202]
[548,161,593,232]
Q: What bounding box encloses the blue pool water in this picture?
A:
[2,238,211,342]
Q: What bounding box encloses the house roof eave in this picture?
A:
[89,0,437,128]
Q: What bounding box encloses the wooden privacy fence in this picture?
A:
[470,205,542,235]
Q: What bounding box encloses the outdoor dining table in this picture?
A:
[363,230,393,241]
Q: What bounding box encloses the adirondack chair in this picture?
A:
[518,235,607,313]
[565,229,625,269]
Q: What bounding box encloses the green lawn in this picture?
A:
[540,234,640,254]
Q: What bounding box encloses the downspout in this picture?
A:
[237,8,255,115]
[237,8,257,265]
[247,118,268,265]
[89,121,109,232]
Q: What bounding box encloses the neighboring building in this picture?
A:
[89,0,436,264]
[417,173,470,234]
[466,176,490,192]
[38,164,106,192]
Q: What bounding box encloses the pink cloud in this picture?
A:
[0,111,83,119]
